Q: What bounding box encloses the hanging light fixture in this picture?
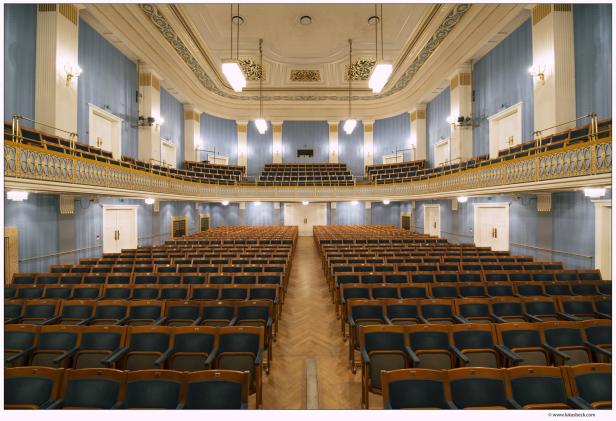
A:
[343,39,357,135]
[368,4,392,94]
[222,4,247,92]
[254,39,268,134]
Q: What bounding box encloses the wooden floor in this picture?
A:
[255,236,613,410]
[257,236,380,409]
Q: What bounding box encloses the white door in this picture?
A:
[423,205,441,237]
[594,201,612,279]
[161,140,177,168]
[103,206,138,254]
[89,104,123,159]
[435,139,450,166]
[284,203,327,236]
[474,203,509,251]
[92,115,114,152]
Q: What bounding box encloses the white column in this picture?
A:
[35,4,79,135]
[272,122,283,163]
[331,202,337,225]
[237,121,248,168]
[239,202,246,225]
[138,66,162,163]
[449,65,473,162]
[363,120,374,167]
[328,121,339,163]
[410,105,427,161]
[183,105,200,162]
[531,4,576,135]
[365,201,372,225]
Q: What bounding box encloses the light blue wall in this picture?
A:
[426,89,451,167]
[371,202,402,226]
[336,202,365,225]
[282,121,329,163]
[373,113,411,164]
[472,19,534,156]
[244,202,277,226]
[78,19,138,158]
[201,203,241,228]
[200,113,237,164]
[160,87,185,168]
[4,194,59,273]
[338,121,364,176]
[574,4,612,120]
[247,120,273,178]
[3,4,36,123]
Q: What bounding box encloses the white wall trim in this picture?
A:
[592,199,611,279]
[488,101,523,159]
[88,103,123,159]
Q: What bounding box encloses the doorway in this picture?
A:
[284,203,327,236]
[89,103,123,159]
[593,200,611,279]
[423,205,441,237]
[102,205,138,254]
[473,203,510,251]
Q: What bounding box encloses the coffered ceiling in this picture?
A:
[80,3,530,120]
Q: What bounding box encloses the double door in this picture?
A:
[284,203,327,236]
[103,206,138,254]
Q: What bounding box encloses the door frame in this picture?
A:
[102,205,138,253]
[88,103,123,159]
[423,204,441,237]
[283,202,327,236]
[473,202,510,250]
[400,211,412,231]
[593,199,611,279]
[488,102,523,159]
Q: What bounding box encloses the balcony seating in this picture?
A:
[256,163,354,186]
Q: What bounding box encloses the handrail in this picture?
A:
[12,114,79,151]
[533,113,598,147]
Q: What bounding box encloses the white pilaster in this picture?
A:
[328,121,339,163]
[183,105,201,162]
[449,65,473,162]
[138,67,162,163]
[363,120,375,167]
[35,4,79,135]
[237,121,248,168]
[272,122,283,163]
[410,105,427,161]
[531,4,576,135]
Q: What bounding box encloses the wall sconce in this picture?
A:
[447,115,472,127]
[528,65,545,84]
[64,64,82,86]
[137,116,164,127]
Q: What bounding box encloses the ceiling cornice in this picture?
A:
[139,3,471,102]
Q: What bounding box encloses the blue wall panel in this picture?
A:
[200,113,237,164]
[245,202,276,226]
[3,4,36,123]
[373,113,411,164]
[552,191,596,269]
[4,194,59,273]
[472,19,534,156]
[338,121,364,176]
[282,121,329,163]
[78,19,138,158]
[426,89,451,167]
[247,120,273,178]
[336,202,365,225]
[205,203,241,228]
[371,202,401,226]
[160,87,185,168]
[574,4,612,120]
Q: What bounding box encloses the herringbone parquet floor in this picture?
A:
[259,236,380,409]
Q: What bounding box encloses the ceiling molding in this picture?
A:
[139,3,471,102]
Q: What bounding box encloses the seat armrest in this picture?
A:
[557,311,580,321]
[383,402,393,410]
[494,344,523,364]
[405,346,421,365]
[52,346,80,366]
[4,316,22,324]
[46,400,63,409]
[111,401,124,409]
[191,317,203,326]
[101,346,129,365]
[175,402,185,410]
[451,346,471,365]
[446,400,458,409]
[204,347,218,368]
[507,399,523,409]
[361,348,371,364]
[115,316,129,325]
[41,315,62,326]
[489,312,507,324]
[583,341,612,358]
[6,346,37,364]
[417,315,429,324]
[77,316,95,326]
[153,316,168,326]
[594,311,612,320]
[541,343,570,360]
[154,348,172,366]
[266,317,273,328]
[523,312,543,323]
[567,396,593,410]
[229,316,238,325]
[452,315,468,324]
[347,315,356,328]
[240,403,249,409]
[383,316,393,325]
[255,348,264,365]
[513,293,524,298]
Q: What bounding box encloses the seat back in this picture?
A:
[382,368,449,409]
[507,366,571,409]
[184,370,249,409]
[124,370,183,409]
[4,367,63,409]
[565,363,612,408]
[76,325,127,369]
[407,324,453,369]
[170,326,217,372]
[450,324,498,368]
[448,367,509,409]
[60,368,125,409]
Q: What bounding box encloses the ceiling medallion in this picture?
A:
[290,70,321,82]
[238,58,264,81]
[345,58,376,81]
[140,3,470,101]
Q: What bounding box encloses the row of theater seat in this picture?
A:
[364,119,611,184]
[5,367,251,409]
[357,322,612,408]
[256,163,355,186]
[380,364,611,410]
